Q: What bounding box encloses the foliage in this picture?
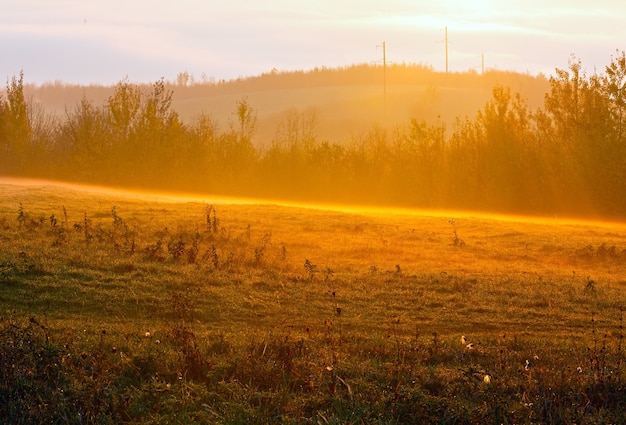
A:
[0,71,31,174]
[2,53,626,218]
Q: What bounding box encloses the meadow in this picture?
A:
[1,179,626,424]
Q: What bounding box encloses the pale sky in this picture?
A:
[1,0,624,85]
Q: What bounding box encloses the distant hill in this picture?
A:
[24,64,549,146]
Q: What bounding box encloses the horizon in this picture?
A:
[10,62,546,89]
[2,1,625,85]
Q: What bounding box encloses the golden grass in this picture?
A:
[2,179,626,422]
[2,178,625,342]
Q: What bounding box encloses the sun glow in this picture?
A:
[3,177,624,231]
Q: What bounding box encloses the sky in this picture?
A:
[1,0,625,85]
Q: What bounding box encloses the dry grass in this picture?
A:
[1,180,626,423]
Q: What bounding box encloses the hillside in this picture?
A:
[25,64,549,146]
[7,58,624,219]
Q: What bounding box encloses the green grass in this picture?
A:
[1,180,626,424]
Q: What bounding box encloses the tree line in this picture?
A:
[1,52,626,219]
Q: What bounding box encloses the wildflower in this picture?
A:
[483,375,491,384]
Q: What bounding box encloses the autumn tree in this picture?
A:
[0,72,31,174]
[391,118,446,206]
[106,78,141,146]
[475,85,538,211]
[57,97,108,181]
[601,50,626,212]
[218,98,258,192]
[447,117,483,209]
[134,78,184,185]
[0,91,6,171]
[604,50,626,143]
[99,78,185,186]
[273,107,318,150]
[541,56,615,214]
[231,97,257,145]
[186,113,221,191]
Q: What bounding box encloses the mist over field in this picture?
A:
[3,53,626,422]
[2,174,626,423]
[1,56,625,220]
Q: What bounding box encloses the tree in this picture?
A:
[231,97,257,145]
[0,92,6,168]
[137,78,184,185]
[604,50,626,144]
[474,85,536,211]
[102,78,185,186]
[542,56,615,214]
[58,97,108,181]
[0,71,31,174]
[106,78,141,146]
[447,117,483,209]
[392,118,446,206]
[601,50,626,212]
[213,98,259,193]
[186,112,220,190]
[176,71,190,87]
[273,107,318,150]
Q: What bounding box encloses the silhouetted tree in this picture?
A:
[58,97,108,181]
[0,72,31,174]
[601,50,626,212]
[542,56,614,215]
[476,86,536,210]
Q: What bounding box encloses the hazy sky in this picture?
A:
[1,0,624,85]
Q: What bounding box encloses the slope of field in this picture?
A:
[2,178,625,332]
[2,180,625,423]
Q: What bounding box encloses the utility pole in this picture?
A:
[445,26,449,74]
[377,41,387,120]
[438,27,449,74]
[482,53,485,75]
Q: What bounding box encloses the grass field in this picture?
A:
[1,179,626,424]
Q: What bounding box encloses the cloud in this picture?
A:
[2,0,626,84]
